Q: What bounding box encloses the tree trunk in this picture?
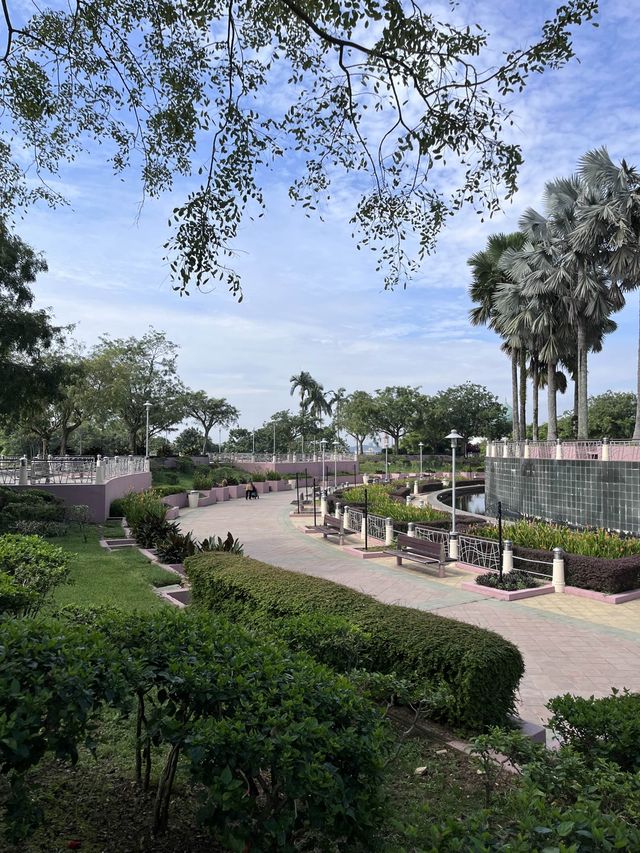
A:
[634,295,640,439]
[576,316,589,439]
[519,349,527,441]
[547,361,558,441]
[531,360,539,441]
[573,380,579,438]
[129,431,137,454]
[511,351,520,441]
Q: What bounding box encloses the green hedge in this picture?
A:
[185,553,524,729]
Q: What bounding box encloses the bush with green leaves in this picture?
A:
[425,724,640,850]
[475,570,539,591]
[0,572,37,616]
[62,608,387,845]
[192,467,215,490]
[340,484,447,523]
[155,529,201,564]
[199,531,244,554]
[150,484,187,498]
[9,520,69,537]
[121,491,177,548]
[185,552,524,729]
[0,534,71,614]
[0,617,129,840]
[547,689,640,772]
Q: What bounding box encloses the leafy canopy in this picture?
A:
[0,0,599,295]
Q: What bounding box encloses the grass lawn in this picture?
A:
[49,521,178,613]
[151,468,194,492]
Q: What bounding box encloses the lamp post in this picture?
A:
[418,441,423,480]
[144,401,151,458]
[252,430,255,454]
[320,438,327,489]
[218,427,222,457]
[333,440,338,488]
[445,430,462,559]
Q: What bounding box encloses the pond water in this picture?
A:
[441,490,486,515]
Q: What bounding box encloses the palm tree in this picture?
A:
[519,177,621,438]
[289,371,331,452]
[468,232,527,440]
[574,147,640,437]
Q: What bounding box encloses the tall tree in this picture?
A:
[573,147,640,438]
[371,386,421,453]
[0,2,598,294]
[0,220,67,421]
[86,329,186,453]
[427,384,510,456]
[337,391,377,454]
[468,232,527,440]
[185,392,239,454]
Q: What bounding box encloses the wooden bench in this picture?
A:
[305,514,356,544]
[384,533,449,578]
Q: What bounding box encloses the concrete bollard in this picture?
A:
[335,500,342,519]
[343,505,350,531]
[320,491,328,518]
[413,480,419,495]
[405,495,412,506]
[502,539,513,574]
[407,522,415,537]
[19,455,28,485]
[524,439,530,459]
[552,547,565,593]
[602,437,610,462]
[449,533,458,561]
[502,437,509,458]
[385,517,393,546]
[555,439,563,461]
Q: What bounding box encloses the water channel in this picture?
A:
[440,490,486,515]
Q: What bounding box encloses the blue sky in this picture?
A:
[18,0,640,434]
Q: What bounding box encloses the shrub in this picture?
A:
[547,690,640,772]
[155,529,200,564]
[109,497,127,517]
[150,484,187,498]
[199,531,244,554]
[121,491,177,548]
[265,470,282,480]
[192,468,214,490]
[340,485,446,523]
[9,520,69,537]
[0,572,37,616]
[64,608,387,846]
[510,544,640,595]
[185,553,524,728]
[0,534,71,613]
[0,617,128,839]
[175,457,194,474]
[475,570,538,591]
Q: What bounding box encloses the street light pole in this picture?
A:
[321,438,327,489]
[445,430,462,559]
[333,440,338,488]
[144,401,151,458]
[419,441,423,480]
[252,430,255,454]
[218,427,222,458]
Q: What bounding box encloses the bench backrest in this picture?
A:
[323,514,342,529]
[397,533,445,560]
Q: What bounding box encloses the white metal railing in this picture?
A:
[347,508,363,533]
[512,553,553,580]
[367,513,387,541]
[211,452,356,464]
[457,533,500,571]
[489,438,640,462]
[0,455,147,485]
[0,457,21,484]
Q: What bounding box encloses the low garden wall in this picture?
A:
[8,472,152,522]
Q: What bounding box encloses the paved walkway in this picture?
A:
[179,491,640,726]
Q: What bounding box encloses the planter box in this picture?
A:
[226,485,244,499]
[212,487,229,501]
[197,491,217,507]
[461,581,555,601]
[565,585,640,605]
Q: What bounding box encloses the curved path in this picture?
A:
[179,491,640,727]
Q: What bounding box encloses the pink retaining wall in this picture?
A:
[6,472,152,522]
[235,461,359,479]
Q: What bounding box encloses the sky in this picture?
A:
[14,0,640,436]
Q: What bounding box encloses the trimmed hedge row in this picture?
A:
[185,552,525,729]
[513,544,640,594]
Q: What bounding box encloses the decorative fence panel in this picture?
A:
[347,508,363,533]
[367,513,387,541]
[0,457,21,484]
[30,456,96,484]
[457,534,500,571]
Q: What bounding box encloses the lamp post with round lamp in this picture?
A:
[445,429,462,559]
[418,441,423,480]
[320,438,327,489]
[333,440,338,488]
